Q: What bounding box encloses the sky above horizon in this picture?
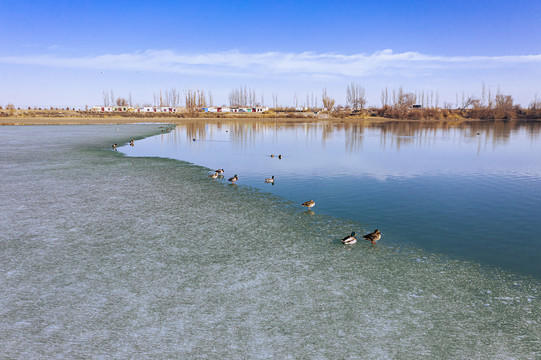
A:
[1,0,540,108]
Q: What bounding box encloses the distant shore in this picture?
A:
[1,109,540,125]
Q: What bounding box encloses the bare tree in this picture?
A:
[380,87,389,107]
[116,97,128,106]
[321,88,335,112]
[197,90,206,107]
[494,91,515,119]
[461,96,475,111]
[229,86,258,107]
[272,93,279,109]
[185,89,197,112]
[346,83,366,111]
[102,90,110,106]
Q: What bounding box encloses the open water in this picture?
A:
[1,122,541,359]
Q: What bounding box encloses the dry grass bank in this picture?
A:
[1,108,538,126]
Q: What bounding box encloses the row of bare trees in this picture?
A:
[228,86,261,107]
[102,88,213,108]
[102,90,133,107]
[96,83,540,120]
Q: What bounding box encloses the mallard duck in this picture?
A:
[363,229,382,244]
[341,232,357,244]
[301,199,315,209]
[265,176,275,183]
[228,174,238,182]
[209,172,218,179]
[214,169,224,174]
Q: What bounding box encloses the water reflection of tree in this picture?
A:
[170,119,541,152]
[375,120,541,151]
[184,121,208,142]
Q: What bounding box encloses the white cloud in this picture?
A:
[1,49,540,79]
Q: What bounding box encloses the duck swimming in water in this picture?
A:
[214,169,224,174]
[341,231,357,244]
[228,174,238,182]
[363,229,382,244]
[301,199,315,209]
[265,176,275,183]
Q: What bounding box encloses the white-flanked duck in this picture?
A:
[341,232,357,245]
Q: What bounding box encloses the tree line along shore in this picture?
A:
[1,105,540,124]
[3,84,541,123]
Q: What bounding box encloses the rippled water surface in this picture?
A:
[1,123,541,359]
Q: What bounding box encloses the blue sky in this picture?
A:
[1,0,540,108]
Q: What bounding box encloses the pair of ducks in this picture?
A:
[209,169,230,180]
[341,230,382,245]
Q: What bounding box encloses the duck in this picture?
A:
[209,172,218,179]
[363,229,382,244]
[214,169,224,174]
[228,174,238,182]
[301,199,315,209]
[341,232,357,245]
[265,175,275,183]
[278,155,282,159]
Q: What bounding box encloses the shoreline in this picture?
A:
[2,116,540,126]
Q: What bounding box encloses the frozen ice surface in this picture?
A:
[1,125,540,358]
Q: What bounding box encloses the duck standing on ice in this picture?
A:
[341,232,357,245]
[363,229,382,244]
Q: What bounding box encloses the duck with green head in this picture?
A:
[228,174,238,182]
[341,231,357,244]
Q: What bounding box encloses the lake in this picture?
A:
[121,119,541,278]
[1,122,540,358]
